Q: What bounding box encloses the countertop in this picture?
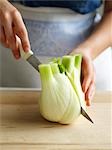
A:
[0,89,112,150]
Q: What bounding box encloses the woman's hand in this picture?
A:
[70,49,95,106]
[0,0,30,59]
[70,3,112,106]
[81,54,95,106]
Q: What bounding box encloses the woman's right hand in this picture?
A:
[0,0,30,59]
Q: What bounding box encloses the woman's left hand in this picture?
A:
[70,50,95,106]
[81,55,95,106]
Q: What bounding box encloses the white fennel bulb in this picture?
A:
[39,54,86,124]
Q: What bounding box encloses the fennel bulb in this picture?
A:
[39,54,86,124]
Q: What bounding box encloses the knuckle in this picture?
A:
[12,8,20,18]
[7,35,14,43]
[23,41,29,47]
[3,12,10,20]
[7,37,15,49]
[18,28,26,36]
[5,43,10,48]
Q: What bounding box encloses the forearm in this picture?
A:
[72,11,112,60]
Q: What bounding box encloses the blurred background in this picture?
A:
[0,2,112,91]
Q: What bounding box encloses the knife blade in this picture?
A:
[81,107,94,124]
[27,55,41,72]
[18,37,41,72]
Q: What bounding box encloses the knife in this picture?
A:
[81,107,94,124]
[18,38,41,72]
[20,48,41,72]
[18,37,94,124]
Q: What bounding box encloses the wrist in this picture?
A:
[71,45,93,61]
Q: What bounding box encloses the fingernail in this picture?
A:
[86,101,91,106]
[23,45,30,52]
[83,86,87,93]
[82,84,85,93]
[24,48,29,52]
[15,55,20,59]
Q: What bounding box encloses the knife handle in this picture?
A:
[17,36,33,60]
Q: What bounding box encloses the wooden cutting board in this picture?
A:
[0,89,112,150]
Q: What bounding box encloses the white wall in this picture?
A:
[93,47,112,91]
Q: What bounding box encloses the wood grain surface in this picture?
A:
[0,89,112,150]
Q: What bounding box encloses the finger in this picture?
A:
[0,25,5,44]
[85,81,95,106]
[2,13,16,51]
[12,37,20,59]
[13,11,30,52]
[82,74,92,93]
[0,25,9,47]
[81,57,94,93]
[2,13,21,58]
